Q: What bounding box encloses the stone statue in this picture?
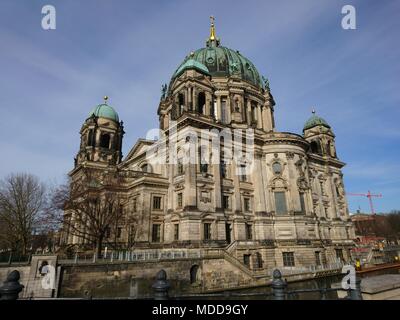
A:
[336,181,345,197]
[160,83,167,100]
[230,62,239,74]
[262,76,270,91]
[329,142,336,158]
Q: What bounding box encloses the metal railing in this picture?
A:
[271,261,345,276]
[1,267,362,300]
[58,249,203,264]
[150,268,363,300]
[0,252,31,265]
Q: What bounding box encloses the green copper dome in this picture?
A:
[303,112,331,131]
[175,58,210,77]
[171,18,264,89]
[88,103,119,122]
[173,46,263,88]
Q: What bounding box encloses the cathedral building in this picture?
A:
[63,19,355,271]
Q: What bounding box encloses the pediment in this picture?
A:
[123,139,155,163]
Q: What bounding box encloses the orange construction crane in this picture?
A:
[346,191,383,215]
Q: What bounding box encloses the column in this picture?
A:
[226,95,232,124]
[253,153,267,212]
[192,87,197,112]
[184,148,197,207]
[262,106,270,131]
[95,129,101,146]
[205,92,212,116]
[217,95,222,122]
[256,105,262,129]
[241,96,245,123]
[246,99,252,126]
[232,159,241,212]
[328,173,338,219]
[213,161,222,209]
[286,153,297,214]
[186,86,191,111]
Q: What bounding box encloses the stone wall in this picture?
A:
[201,258,254,290]
[59,258,202,298]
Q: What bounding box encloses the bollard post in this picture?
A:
[349,275,363,300]
[0,270,24,300]
[152,269,170,300]
[271,269,287,300]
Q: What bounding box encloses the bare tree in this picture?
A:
[387,210,400,241]
[49,169,130,257]
[0,173,46,255]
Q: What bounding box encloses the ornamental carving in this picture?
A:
[334,179,345,198]
[295,158,305,176]
[200,190,211,203]
[269,177,287,189]
[285,152,294,160]
[297,177,309,190]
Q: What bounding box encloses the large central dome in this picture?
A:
[172,19,264,89]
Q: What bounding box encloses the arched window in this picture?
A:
[190,265,199,284]
[141,163,152,173]
[310,140,322,155]
[239,164,247,182]
[256,252,263,269]
[178,93,185,114]
[199,146,208,173]
[100,133,110,148]
[87,129,95,147]
[197,92,206,114]
[220,160,227,178]
[274,191,287,215]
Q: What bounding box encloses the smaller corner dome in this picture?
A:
[174,58,210,78]
[88,103,119,122]
[303,113,331,131]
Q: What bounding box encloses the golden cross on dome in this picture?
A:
[312,108,316,114]
[104,96,109,104]
[209,16,216,40]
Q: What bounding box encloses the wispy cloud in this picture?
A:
[0,0,399,211]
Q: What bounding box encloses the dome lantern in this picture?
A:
[206,16,220,48]
[171,17,264,89]
[88,97,119,122]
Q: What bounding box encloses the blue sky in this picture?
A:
[0,0,399,213]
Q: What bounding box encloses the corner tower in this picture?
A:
[303,110,337,159]
[74,96,124,168]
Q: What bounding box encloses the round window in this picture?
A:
[272,162,282,175]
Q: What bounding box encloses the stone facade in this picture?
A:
[62,20,355,275]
